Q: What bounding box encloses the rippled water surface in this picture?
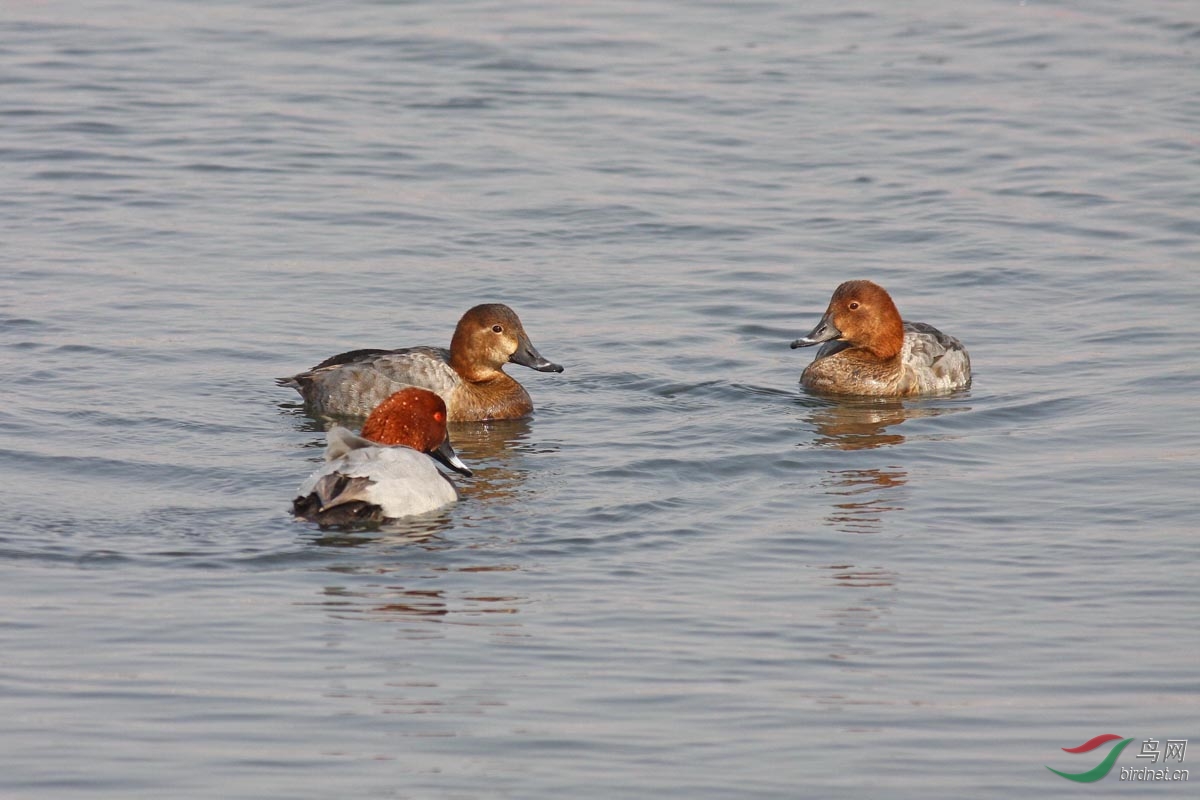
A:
[3,1,1199,797]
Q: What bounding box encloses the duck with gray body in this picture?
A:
[293,428,470,525]
[292,387,473,526]
[791,280,971,396]
[278,304,563,420]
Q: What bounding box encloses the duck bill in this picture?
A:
[432,436,473,477]
[790,312,842,349]
[509,340,564,373]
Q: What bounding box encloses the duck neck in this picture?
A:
[449,350,506,383]
[842,346,899,368]
[449,373,531,421]
[863,338,903,362]
[858,307,905,361]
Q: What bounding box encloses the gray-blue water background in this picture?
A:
[2,1,1198,797]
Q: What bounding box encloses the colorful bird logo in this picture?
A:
[1046,734,1135,782]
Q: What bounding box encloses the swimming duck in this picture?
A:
[791,280,971,396]
[293,387,473,525]
[278,303,564,421]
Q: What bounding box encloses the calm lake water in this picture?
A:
[3,1,1198,797]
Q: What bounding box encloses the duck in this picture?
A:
[278,303,564,421]
[293,387,473,525]
[790,280,971,396]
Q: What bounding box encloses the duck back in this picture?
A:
[293,426,459,523]
[281,347,459,417]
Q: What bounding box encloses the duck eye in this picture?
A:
[492,324,504,333]
[848,301,860,310]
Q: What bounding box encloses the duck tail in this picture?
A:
[293,476,382,525]
[323,426,376,461]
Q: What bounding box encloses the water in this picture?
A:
[3,1,1199,797]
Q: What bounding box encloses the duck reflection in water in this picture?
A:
[316,564,524,625]
[815,564,899,691]
[306,513,453,546]
[809,397,911,451]
[803,397,966,533]
[822,467,907,534]
[447,416,559,506]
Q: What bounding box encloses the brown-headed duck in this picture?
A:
[791,280,971,396]
[293,387,473,525]
[279,303,564,421]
